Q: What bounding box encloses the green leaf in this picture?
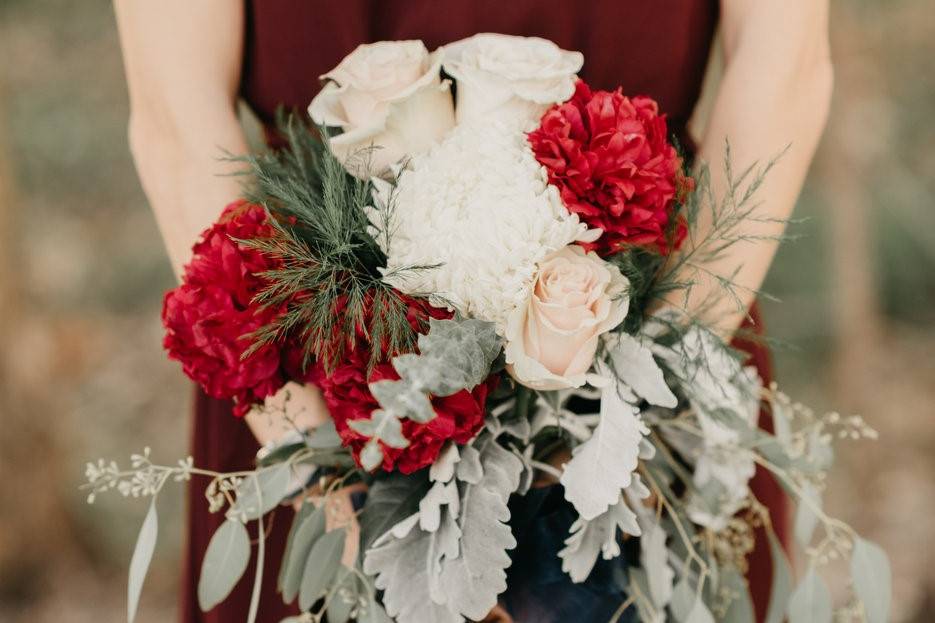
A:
[198,519,251,612]
[299,528,346,611]
[721,567,755,623]
[127,498,158,623]
[357,594,393,623]
[358,471,431,557]
[306,420,343,449]
[765,531,793,623]
[787,567,832,623]
[686,595,716,623]
[282,506,326,603]
[278,501,316,593]
[669,575,695,622]
[793,483,821,548]
[640,518,674,608]
[231,464,293,521]
[851,537,891,623]
[325,566,358,623]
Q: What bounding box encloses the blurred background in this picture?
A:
[0,1,932,621]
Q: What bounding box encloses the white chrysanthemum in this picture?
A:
[370,120,596,329]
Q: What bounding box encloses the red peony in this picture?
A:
[162,201,287,416]
[308,297,494,474]
[528,80,690,256]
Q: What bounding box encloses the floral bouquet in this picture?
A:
[86,35,891,623]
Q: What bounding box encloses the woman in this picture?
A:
[114,1,832,621]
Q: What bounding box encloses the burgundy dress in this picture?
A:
[181,2,788,621]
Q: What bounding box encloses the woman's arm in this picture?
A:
[114,0,247,279]
[114,1,326,444]
[668,0,833,333]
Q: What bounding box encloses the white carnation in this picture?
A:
[370,120,594,329]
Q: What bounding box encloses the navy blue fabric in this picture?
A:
[503,484,639,623]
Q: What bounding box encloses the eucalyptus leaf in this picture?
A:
[231,463,292,521]
[325,566,358,623]
[306,420,343,448]
[851,537,891,623]
[282,506,326,603]
[720,567,755,623]
[765,531,793,623]
[299,528,346,611]
[793,483,821,548]
[279,502,316,593]
[787,567,832,623]
[198,518,251,612]
[669,575,695,622]
[686,596,716,623]
[357,595,394,623]
[127,498,158,623]
[640,517,674,608]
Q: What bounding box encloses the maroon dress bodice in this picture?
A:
[182,3,786,622]
[240,0,718,144]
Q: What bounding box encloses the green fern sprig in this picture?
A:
[230,112,424,373]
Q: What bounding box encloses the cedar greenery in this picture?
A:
[232,112,421,373]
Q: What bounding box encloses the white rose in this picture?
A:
[309,41,455,176]
[442,33,583,127]
[505,245,629,390]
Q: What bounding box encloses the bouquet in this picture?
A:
[86,35,891,623]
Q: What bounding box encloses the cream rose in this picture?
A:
[505,246,629,390]
[308,41,455,176]
[441,33,583,127]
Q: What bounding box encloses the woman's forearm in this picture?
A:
[128,106,248,278]
[115,0,248,278]
[115,1,331,444]
[665,0,833,334]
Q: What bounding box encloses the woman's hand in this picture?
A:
[659,0,833,336]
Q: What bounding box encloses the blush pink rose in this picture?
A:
[505,245,629,390]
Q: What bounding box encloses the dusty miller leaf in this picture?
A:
[851,537,891,623]
[363,512,462,623]
[559,476,647,583]
[355,318,501,468]
[609,333,678,408]
[127,498,157,623]
[198,518,251,612]
[358,470,431,556]
[561,376,648,520]
[363,434,522,623]
[437,438,523,620]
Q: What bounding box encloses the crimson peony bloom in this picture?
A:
[162,201,287,416]
[528,80,689,255]
[308,297,494,474]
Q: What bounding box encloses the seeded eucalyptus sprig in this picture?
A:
[230,112,422,372]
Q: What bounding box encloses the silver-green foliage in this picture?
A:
[363,431,522,623]
[351,318,501,470]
